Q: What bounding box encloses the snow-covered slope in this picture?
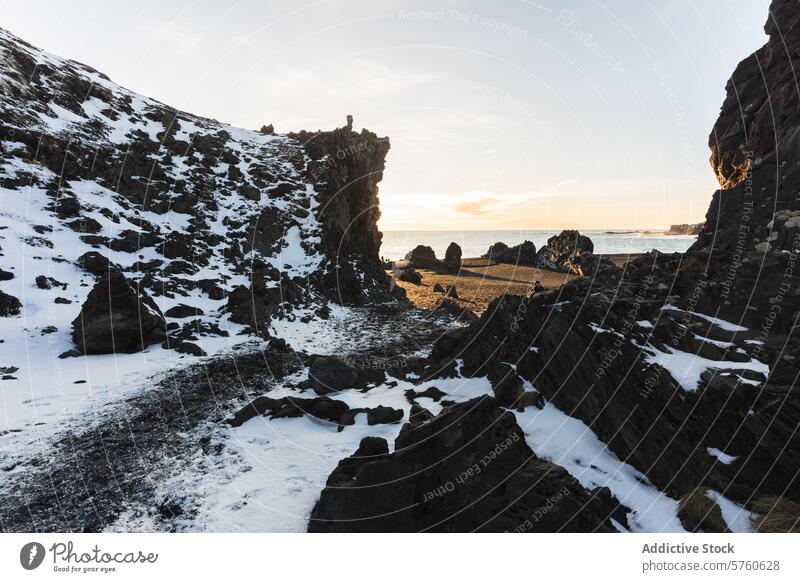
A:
[0,27,392,458]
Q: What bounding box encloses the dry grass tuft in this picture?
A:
[750,496,800,533]
[677,488,730,533]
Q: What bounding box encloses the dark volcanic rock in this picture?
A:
[698,0,800,253]
[404,245,438,267]
[309,397,624,532]
[165,304,205,319]
[0,290,22,316]
[366,406,404,425]
[428,252,800,504]
[0,268,14,281]
[485,240,537,265]
[308,356,359,395]
[173,341,206,357]
[292,122,394,305]
[535,230,594,272]
[444,242,462,269]
[76,251,116,277]
[225,262,289,334]
[433,298,479,324]
[71,271,166,354]
[229,394,351,428]
[398,268,422,285]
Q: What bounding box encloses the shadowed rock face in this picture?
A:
[309,397,626,532]
[424,0,800,514]
[71,271,166,354]
[699,0,800,252]
[427,254,800,506]
[290,126,395,305]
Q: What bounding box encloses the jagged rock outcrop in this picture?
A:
[698,0,800,253]
[289,123,395,305]
[71,271,166,354]
[398,267,422,284]
[484,240,537,265]
[308,356,359,395]
[309,397,627,532]
[428,250,800,505]
[535,230,592,272]
[227,394,403,430]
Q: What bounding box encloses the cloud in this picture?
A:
[451,197,498,216]
[141,22,202,55]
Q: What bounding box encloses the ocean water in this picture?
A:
[380,230,696,261]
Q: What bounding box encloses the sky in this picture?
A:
[0,0,771,230]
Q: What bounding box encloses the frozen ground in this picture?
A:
[107,351,755,533]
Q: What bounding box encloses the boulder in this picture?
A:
[484,240,537,265]
[398,268,422,285]
[71,271,166,354]
[434,298,479,324]
[165,304,205,319]
[229,395,352,427]
[225,262,286,333]
[366,406,404,425]
[536,230,593,268]
[0,290,22,316]
[487,362,525,408]
[444,242,462,269]
[308,396,626,532]
[174,341,207,357]
[76,251,116,277]
[404,245,437,267]
[197,278,226,300]
[308,356,359,395]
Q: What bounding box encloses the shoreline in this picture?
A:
[391,253,645,314]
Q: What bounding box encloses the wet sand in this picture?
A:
[391,254,642,314]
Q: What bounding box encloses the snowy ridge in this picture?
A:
[0,26,337,460]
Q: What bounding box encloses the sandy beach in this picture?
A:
[390,254,642,314]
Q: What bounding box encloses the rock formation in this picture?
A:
[309,397,626,532]
[404,245,438,267]
[484,240,537,265]
[698,0,800,253]
[444,241,462,269]
[71,271,166,354]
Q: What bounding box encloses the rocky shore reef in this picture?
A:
[483,229,614,276]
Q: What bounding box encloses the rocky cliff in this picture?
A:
[0,27,393,357]
[698,0,800,253]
